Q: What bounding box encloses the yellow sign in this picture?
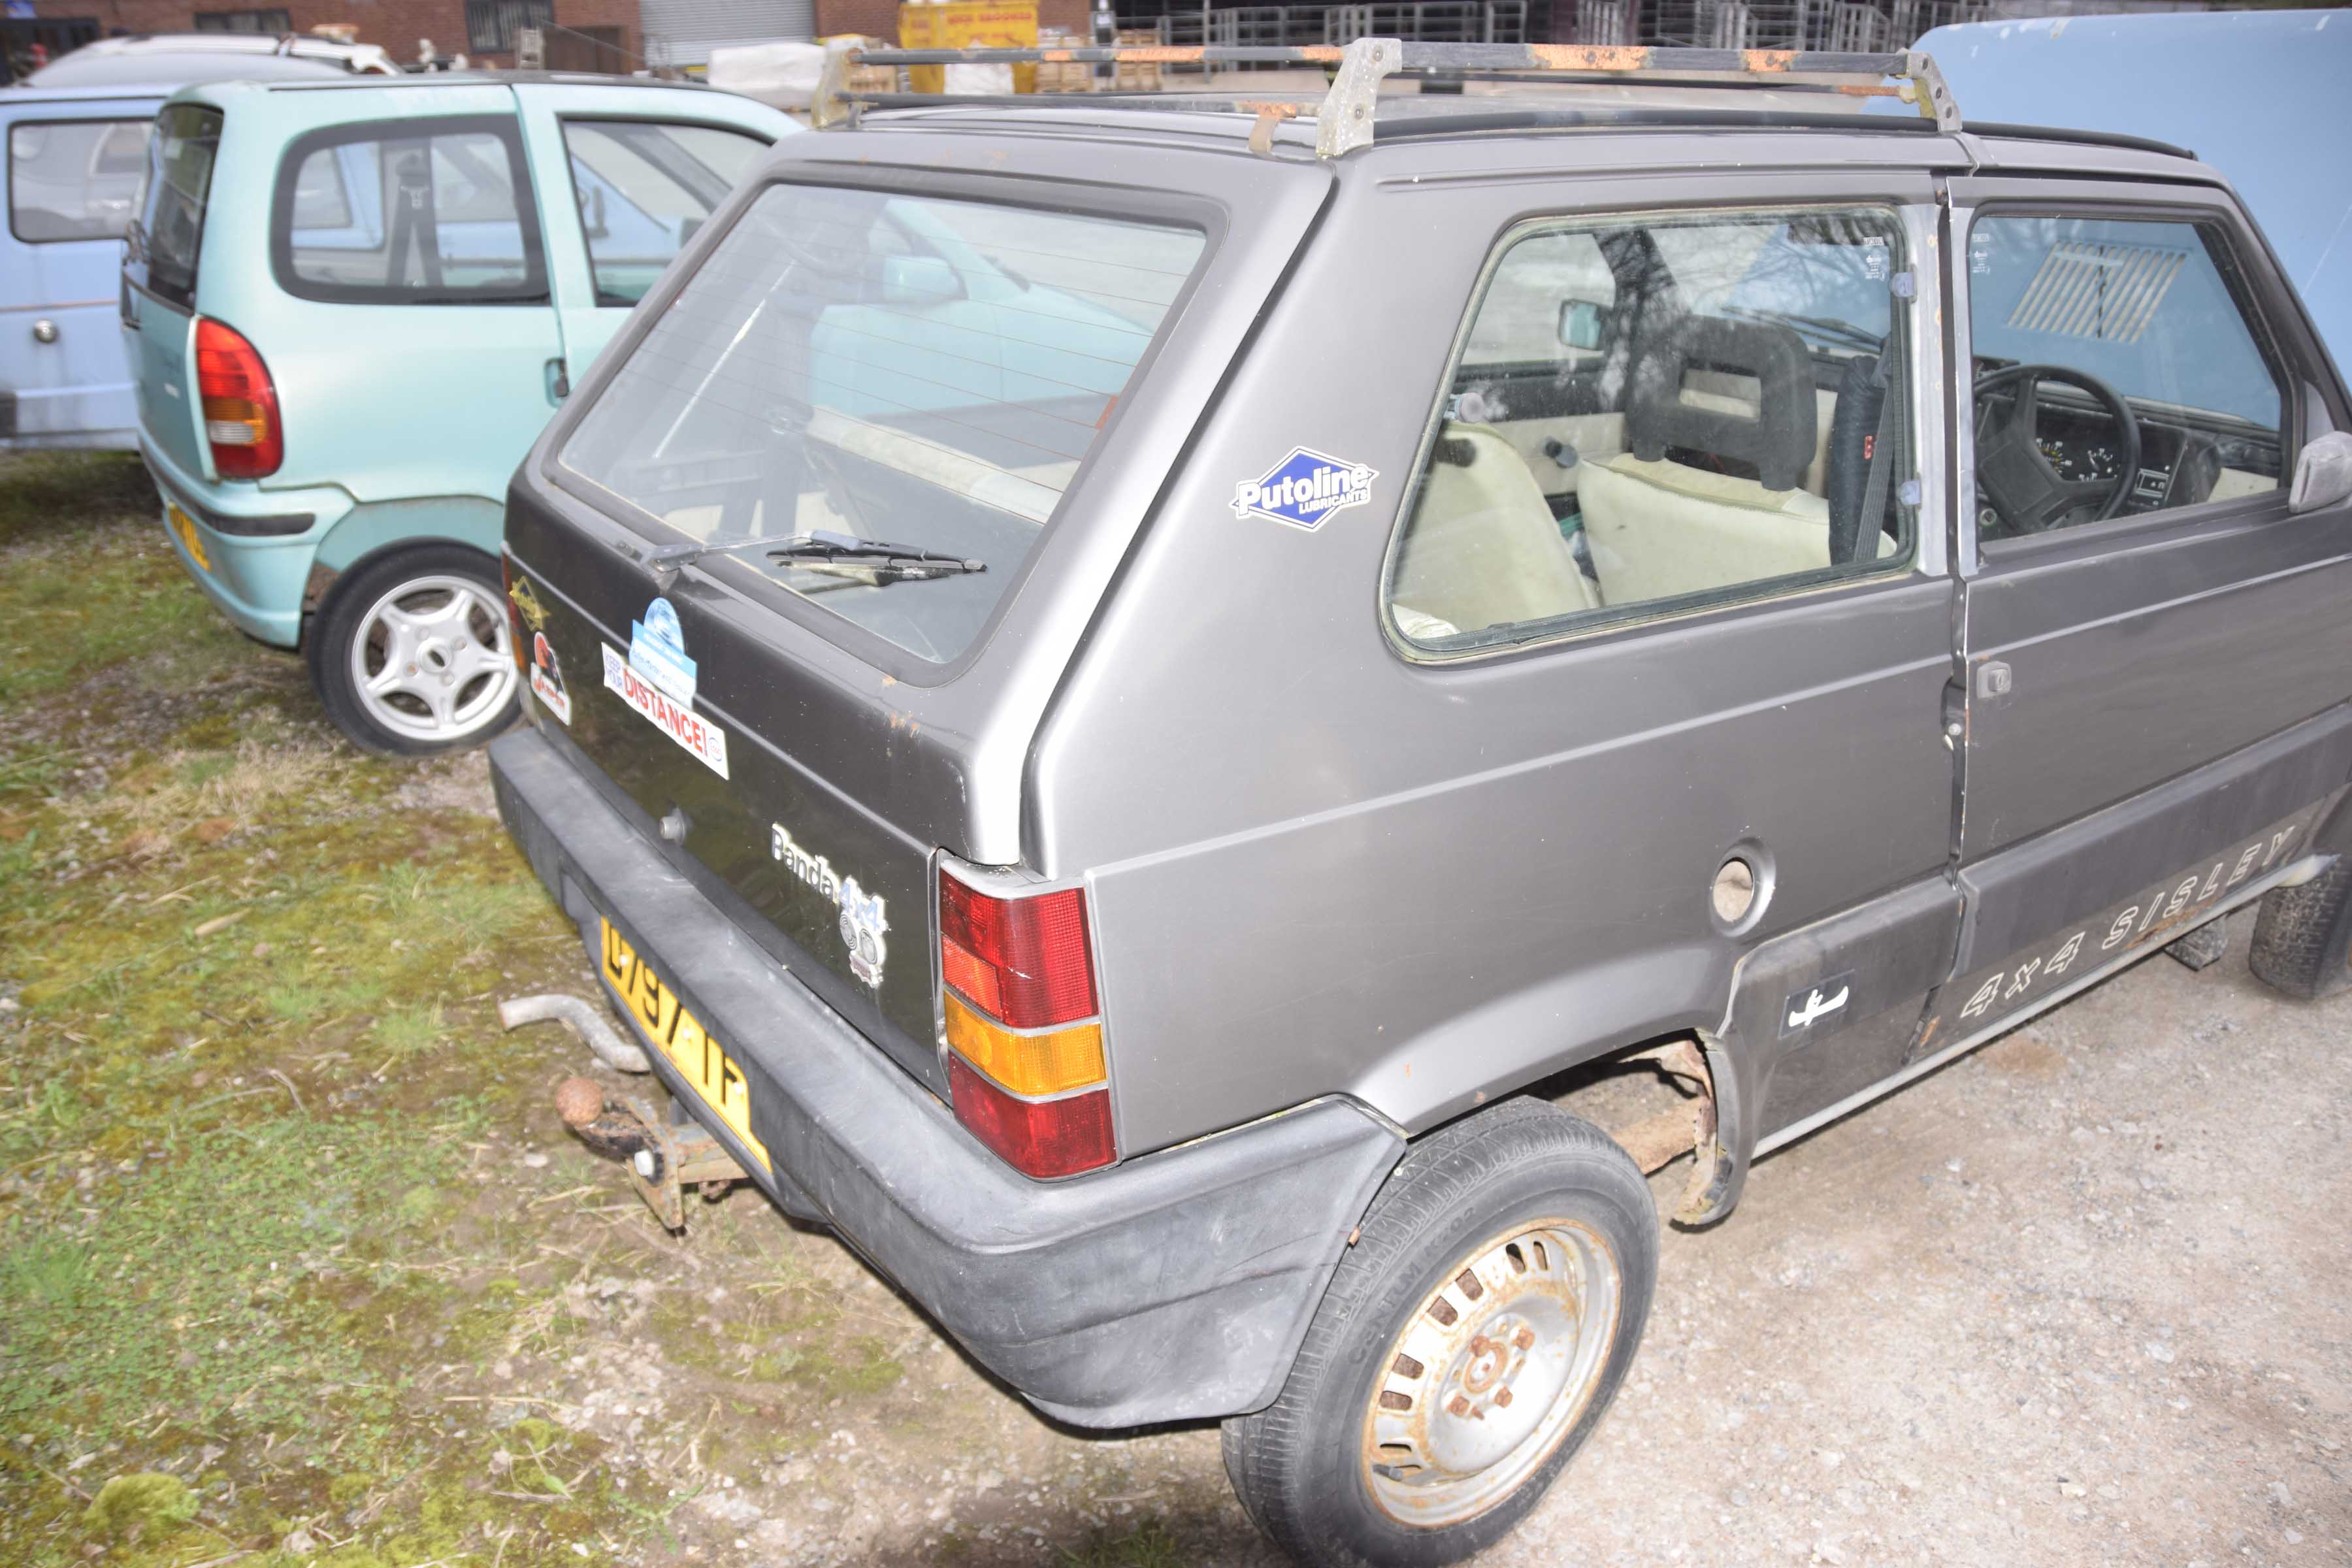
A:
[599,919,772,1171]
[167,502,210,573]
[898,1,1039,94]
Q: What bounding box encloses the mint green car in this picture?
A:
[126,74,793,755]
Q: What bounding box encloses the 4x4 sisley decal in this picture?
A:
[1232,448,1378,531]
[772,823,890,987]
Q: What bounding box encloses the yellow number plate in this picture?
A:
[167,502,210,572]
[598,919,771,1171]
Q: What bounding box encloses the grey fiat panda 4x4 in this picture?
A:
[487,40,2352,1565]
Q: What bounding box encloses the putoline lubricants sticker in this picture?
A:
[1231,448,1379,531]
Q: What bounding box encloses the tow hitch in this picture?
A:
[553,1077,749,1232]
[499,991,745,1232]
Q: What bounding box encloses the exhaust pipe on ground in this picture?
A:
[497,992,651,1073]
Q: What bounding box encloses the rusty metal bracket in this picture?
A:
[1607,1038,1725,1226]
[556,1078,746,1233]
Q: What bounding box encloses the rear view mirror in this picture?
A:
[2289,431,2352,514]
[1559,299,1610,352]
[883,254,962,307]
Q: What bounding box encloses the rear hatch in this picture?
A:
[123,99,220,477]
[502,159,1233,1089]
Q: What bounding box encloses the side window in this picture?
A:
[1966,213,2286,540]
[560,120,768,306]
[126,103,221,309]
[1388,206,1914,651]
[270,117,547,306]
[8,118,150,242]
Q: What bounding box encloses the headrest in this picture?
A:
[1624,315,1818,493]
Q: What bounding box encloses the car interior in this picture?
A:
[1391,214,1912,645]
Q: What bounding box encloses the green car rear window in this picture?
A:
[559,182,1208,667]
[128,103,221,308]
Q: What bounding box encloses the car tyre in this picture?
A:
[1222,1098,1657,1568]
[2248,857,2352,1000]
[307,544,520,759]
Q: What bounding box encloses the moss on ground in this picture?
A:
[0,451,995,1567]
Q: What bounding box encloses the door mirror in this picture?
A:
[2289,431,2352,514]
[1558,298,1610,352]
[882,253,962,308]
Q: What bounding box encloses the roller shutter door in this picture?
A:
[642,0,815,67]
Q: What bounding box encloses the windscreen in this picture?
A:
[560,182,1207,666]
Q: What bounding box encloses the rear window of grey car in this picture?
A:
[126,102,221,309]
[8,118,149,242]
[559,182,1209,666]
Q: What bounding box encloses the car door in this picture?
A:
[1931,172,2352,1047]
[234,93,570,502]
[508,86,779,393]
[2,95,152,446]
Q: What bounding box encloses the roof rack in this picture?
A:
[810,37,1960,155]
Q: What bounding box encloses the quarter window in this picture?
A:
[270,117,547,305]
[1965,214,2286,540]
[560,120,768,306]
[1387,206,1916,652]
[8,118,149,242]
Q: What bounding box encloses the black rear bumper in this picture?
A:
[490,726,1403,1428]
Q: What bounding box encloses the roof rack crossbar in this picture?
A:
[809,37,1961,146]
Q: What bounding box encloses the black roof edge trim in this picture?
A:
[1370,106,1946,140]
[1963,120,2195,164]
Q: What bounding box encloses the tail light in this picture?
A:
[938,869,1115,1179]
[194,318,282,480]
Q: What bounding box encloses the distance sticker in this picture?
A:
[602,642,728,777]
[1232,447,1378,532]
[771,823,890,987]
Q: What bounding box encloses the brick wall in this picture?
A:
[25,0,639,70]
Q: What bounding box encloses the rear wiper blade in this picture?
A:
[763,531,986,583]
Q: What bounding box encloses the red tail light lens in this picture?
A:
[938,874,1096,1028]
[194,318,282,480]
[946,1056,1115,1180]
[939,867,1113,1178]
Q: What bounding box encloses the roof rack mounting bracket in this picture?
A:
[1316,37,1403,159]
[813,35,858,130]
[1901,50,1960,133]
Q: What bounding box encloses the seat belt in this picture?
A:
[1854,332,1905,561]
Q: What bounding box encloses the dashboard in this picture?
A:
[1978,370,2283,524]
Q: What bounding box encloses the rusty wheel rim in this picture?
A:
[1360,1218,1622,1529]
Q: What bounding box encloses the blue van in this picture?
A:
[4,85,166,448]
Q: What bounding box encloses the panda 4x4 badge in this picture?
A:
[1231,447,1378,531]
[771,823,890,987]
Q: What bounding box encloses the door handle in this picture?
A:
[544,358,571,406]
[1972,659,2014,703]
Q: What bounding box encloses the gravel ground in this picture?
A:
[653,902,2350,1567]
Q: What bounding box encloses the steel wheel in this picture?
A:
[345,573,515,745]
[1361,1218,1622,1529]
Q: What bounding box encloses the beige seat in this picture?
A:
[1578,453,1836,606]
[1573,314,1859,609]
[1392,422,1598,637]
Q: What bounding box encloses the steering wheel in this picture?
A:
[1971,363,2142,536]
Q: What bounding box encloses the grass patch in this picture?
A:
[0,450,154,547]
